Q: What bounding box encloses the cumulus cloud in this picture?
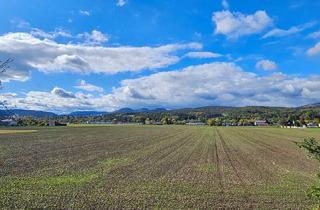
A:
[0,92,17,98]
[212,10,272,39]
[31,28,72,40]
[102,63,320,109]
[79,10,90,16]
[307,30,320,39]
[255,59,277,71]
[263,22,316,39]
[3,62,320,112]
[77,30,109,45]
[117,0,126,7]
[0,32,201,81]
[307,42,320,56]
[185,51,222,59]
[51,87,75,98]
[1,89,96,113]
[74,80,104,92]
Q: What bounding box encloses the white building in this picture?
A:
[255,120,268,126]
[307,123,317,128]
[0,119,17,126]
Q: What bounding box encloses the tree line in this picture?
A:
[14,106,320,127]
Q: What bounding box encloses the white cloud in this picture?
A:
[0,32,201,81]
[74,80,104,92]
[51,87,76,98]
[10,19,31,29]
[307,30,320,39]
[1,88,97,113]
[79,10,90,16]
[117,0,126,7]
[30,28,54,39]
[53,28,72,38]
[185,51,222,59]
[212,10,272,39]
[255,59,277,71]
[222,0,229,9]
[77,30,109,45]
[263,22,316,39]
[102,63,320,109]
[3,62,320,112]
[0,92,17,98]
[30,28,72,39]
[11,19,72,40]
[307,42,320,56]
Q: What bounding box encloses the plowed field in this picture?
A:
[0,126,319,209]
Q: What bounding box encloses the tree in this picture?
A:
[0,58,13,89]
[161,117,173,125]
[0,58,14,118]
[297,138,320,199]
[207,118,217,126]
[314,117,320,127]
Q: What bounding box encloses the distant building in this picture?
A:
[307,122,317,128]
[222,122,232,126]
[48,120,66,126]
[86,121,113,125]
[0,119,17,126]
[255,120,268,126]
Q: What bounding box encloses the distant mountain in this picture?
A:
[298,103,320,109]
[3,104,320,119]
[152,108,167,112]
[113,107,167,114]
[68,111,108,117]
[0,109,57,118]
[114,108,135,113]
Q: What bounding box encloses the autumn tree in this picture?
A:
[298,138,320,199]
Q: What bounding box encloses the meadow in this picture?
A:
[0,125,320,209]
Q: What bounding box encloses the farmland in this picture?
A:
[0,126,320,209]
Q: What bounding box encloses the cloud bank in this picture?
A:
[2,62,320,113]
[0,32,201,81]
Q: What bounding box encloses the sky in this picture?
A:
[0,0,320,113]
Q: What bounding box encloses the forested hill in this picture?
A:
[2,104,320,126]
[48,104,320,125]
[0,109,57,118]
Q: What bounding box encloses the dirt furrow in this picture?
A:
[213,129,224,195]
[216,127,253,208]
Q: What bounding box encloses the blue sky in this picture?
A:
[0,0,320,113]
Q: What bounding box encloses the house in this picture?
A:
[0,119,17,126]
[307,122,317,128]
[255,120,268,126]
[48,120,67,126]
[222,122,232,126]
